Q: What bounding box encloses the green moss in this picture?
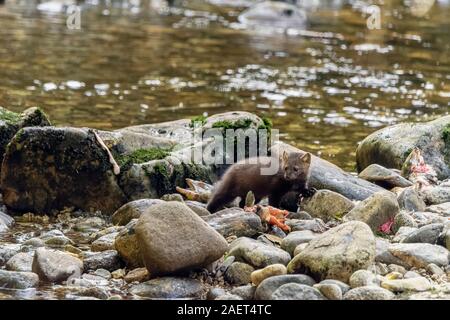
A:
[189,115,207,128]
[7,128,25,151]
[116,147,173,167]
[258,116,273,130]
[212,118,254,130]
[183,163,212,183]
[0,108,21,124]
[143,161,213,197]
[15,128,25,141]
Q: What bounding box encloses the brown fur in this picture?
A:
[206,152,312,213]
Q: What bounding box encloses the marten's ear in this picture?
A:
[300,152,312,164]
[282,151,289,164]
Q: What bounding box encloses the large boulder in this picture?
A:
[272,143,384,201]
[287,221,376,282]
[343,191,399,232]
[356,115,450,180]
[135,202,228,276]
[1,127,127,214]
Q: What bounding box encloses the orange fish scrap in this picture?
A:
[244,205,291,232]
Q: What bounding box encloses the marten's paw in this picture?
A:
[302,187,317,198]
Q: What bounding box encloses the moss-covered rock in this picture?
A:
[96,129,176,158]
[1,127,126,215]
[356,116,450,180]
[119,156,216,200]
[0,107,51,172]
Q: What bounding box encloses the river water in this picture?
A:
[0,0,449,170]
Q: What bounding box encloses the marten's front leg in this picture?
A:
[297,186,317,207]
[268,193,283,208]
[301,187,317,198]
[292,183,317,198]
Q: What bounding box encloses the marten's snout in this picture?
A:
[284,166,302,181]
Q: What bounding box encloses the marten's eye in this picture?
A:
[284,166,288,171]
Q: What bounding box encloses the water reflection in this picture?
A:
[0,0,448,170]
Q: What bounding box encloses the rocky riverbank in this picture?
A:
[0,107,449,300]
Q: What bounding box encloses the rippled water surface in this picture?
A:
[0,0,449,170]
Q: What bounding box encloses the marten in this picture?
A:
[206,151,315,213]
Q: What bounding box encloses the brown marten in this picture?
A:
[206,151,315,213]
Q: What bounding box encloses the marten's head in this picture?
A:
[281,151,312,182]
